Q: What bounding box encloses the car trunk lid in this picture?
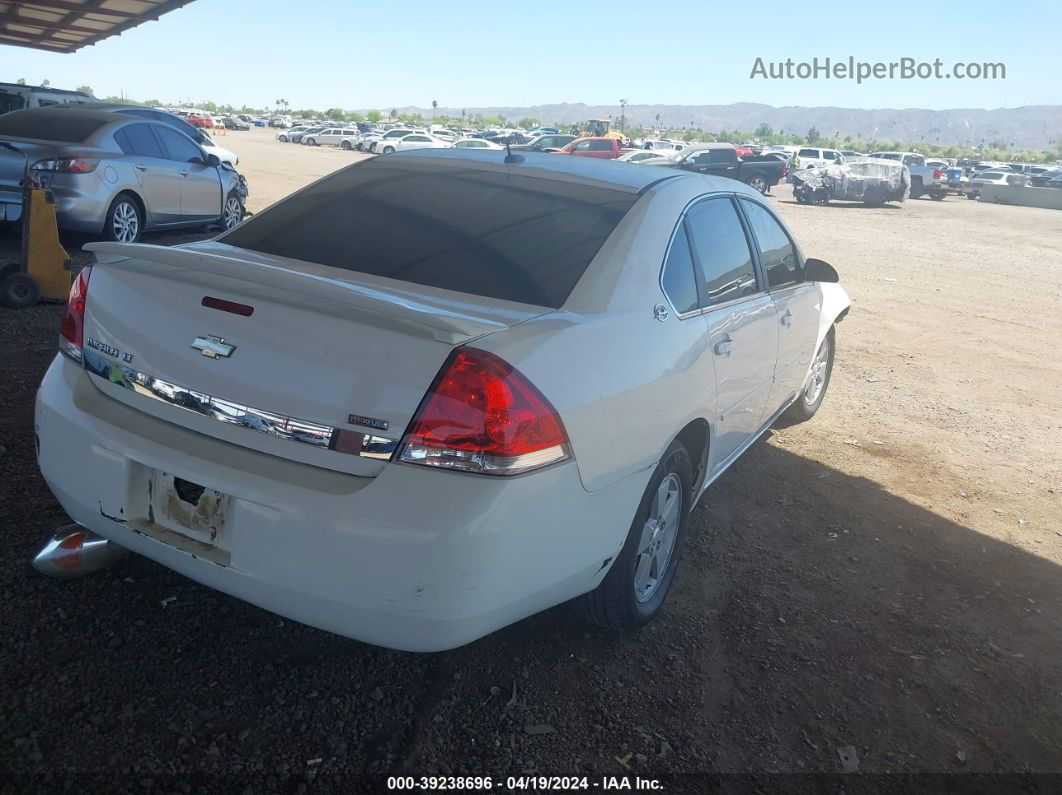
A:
[79,240,552,477]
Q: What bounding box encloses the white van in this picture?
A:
[0,83,93,115]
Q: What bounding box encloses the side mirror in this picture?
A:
[204,153,221,167]
[803,258,839,283]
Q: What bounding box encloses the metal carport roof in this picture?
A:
[0,1,196,53]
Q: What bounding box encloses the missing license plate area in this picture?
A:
[137,470,233,566]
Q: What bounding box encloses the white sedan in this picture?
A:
[452,137,504,150]
[377,133,451,154]
[35,149,849,651]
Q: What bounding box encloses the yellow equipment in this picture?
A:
[0,182,71,308]
[572,119,623,140]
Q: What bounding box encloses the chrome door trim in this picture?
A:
[82,350,397,460]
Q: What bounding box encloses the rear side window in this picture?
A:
[589,140,613,151]
[708,148,734,163]
[684,198,758,308]
[741,199,801,288]
[220,158,639,308]
[661,226,699,315]
[121,123,165,158]
[798,148,819,157]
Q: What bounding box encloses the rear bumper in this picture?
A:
[35,355,647,651]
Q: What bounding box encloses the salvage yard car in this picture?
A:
[35,150,849,652]
[0,108,247,242]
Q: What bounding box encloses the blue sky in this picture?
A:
[4,0,1059,111]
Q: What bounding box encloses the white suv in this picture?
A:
[793,147,844,169]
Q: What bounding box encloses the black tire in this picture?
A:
[746,174,769,194]
[341,140,352,150]
[382,145,395,154]
[219,191,244,231]
[573,440,693,631]
[102,193,143,243]
[910,178,923,199]
[784,327,835,423]
[930,190,945,201]
[355,142,365,151]
[0,271,40,308]
[278,134,288,142]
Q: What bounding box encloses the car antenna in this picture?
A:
[504,137,523,164]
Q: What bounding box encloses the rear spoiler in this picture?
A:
[84,241,514,344]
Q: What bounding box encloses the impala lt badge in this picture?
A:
[192,335,236,359]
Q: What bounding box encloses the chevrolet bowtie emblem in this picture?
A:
[192,335,236,359]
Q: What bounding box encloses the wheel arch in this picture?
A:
[673,418,710,501]
[102,189,149,233]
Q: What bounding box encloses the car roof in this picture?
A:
[390,148,747,195]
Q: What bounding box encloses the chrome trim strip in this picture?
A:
[82,350,397,460]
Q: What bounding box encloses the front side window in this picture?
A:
[589,140,612,151]
[661,225,699,315]
[740,199,801,288]
[153,125,204,163]
[573,140,592,152]
[684,198,758,308]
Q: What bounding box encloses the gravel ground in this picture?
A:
[2,133,1060,792]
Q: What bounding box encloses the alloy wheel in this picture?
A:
[223,196,243,229]
[633,473,682,603]
[805,336,831,405]
[112,201,139,242]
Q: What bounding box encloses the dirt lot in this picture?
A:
[2,129,1060,792]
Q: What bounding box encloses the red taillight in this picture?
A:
[397,348,570,475]
[933,168,943,180]
[782,163,788,178]
[34,157,99,174]
[59,266,92,362]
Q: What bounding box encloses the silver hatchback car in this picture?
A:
[0,108,247,242]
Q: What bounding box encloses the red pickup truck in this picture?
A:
[550,137,623,159]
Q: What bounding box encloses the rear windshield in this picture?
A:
[220,157,638,308]
[0,111,107,143]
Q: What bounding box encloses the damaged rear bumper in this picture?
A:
[35,355,645,651]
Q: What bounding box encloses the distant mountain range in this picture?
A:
[380,102,1061,149]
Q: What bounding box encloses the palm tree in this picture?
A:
[432,99,438,119]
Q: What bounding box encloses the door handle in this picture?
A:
[713,337,732,356]
[134,164,147,171]
[178,170,189,177]
[781,310,793,327]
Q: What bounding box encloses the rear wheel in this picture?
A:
[573,440,692,631]
[382,145,395,154]
[784,327,834,423]
[341,140,352,150]
[278,134,288,142]
[103,194,142,243]
[746,174,769,194]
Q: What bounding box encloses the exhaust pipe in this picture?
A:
[32,523,130,578]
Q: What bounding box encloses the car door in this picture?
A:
[683,195,779,469]
[570,140,593,157]
[114,123,182,224]
[705,148,739,179]
[152,125,221,222]
[738,198,820,414]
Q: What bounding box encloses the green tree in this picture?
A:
[806,126,821,145]
[755,122,773,138]
[76,85,94,96]
[517,117,539,129]
[326,107,346,121]
[366,109,383,122]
